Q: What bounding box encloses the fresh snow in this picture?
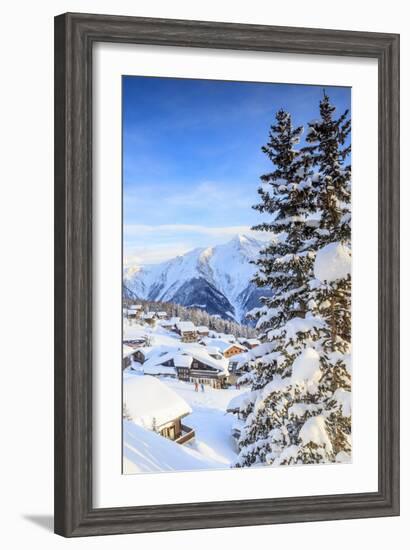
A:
[314,242,351,283]
[268,315,325,340]
[123,421,218,474]
[299,416,332,451]
[253,376,289,413]
[173,354,193,368]
[291,347,322,393]
[226,390,257,413]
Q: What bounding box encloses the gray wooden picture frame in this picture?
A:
[54,12,400,537]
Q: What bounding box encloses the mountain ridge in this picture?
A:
[124,234,269,323]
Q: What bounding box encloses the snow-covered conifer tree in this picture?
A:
[303,91,351,247]
[235,109,321,466]
[235,95,352,468]
[302,93,352,460]
[251,109,316,334]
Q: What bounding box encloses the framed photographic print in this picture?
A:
[54,13,400,537]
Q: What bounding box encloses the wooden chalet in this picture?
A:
[123,376,195,445]
[183,349,229,389]
[196,326,210,337]
[176,321,198,343]
[223,343,247,358]
[134,342,229,389]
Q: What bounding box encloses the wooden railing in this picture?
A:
[175,424,195,445]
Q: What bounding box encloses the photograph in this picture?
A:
[121,75,352,474]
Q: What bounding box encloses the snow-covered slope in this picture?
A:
[124,234,269,323]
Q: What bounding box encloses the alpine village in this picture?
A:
[122,94,352,474]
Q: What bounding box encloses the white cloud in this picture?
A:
[124,223,254,238]
[124,243,192,266]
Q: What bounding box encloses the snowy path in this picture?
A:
[162,379,246,466]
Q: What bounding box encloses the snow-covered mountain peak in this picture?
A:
[230,233,256,246]
[124,234,269,323]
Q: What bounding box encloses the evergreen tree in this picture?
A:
[303,93,352,460]
[303,91,351,247]
[235,95,352,468]
[235,109,320,466]
[251,109,317,335]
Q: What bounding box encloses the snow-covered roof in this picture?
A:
[176,321,196,333]
[204,346,221,356]
[143,349,176,370]
[123,376,192,429]
[143,313,155,319]
[187,347,229,374]
[156,311,167,316]
[196,326,209,332]
[173,354,193,368]
[159,320,174,326]
[129,304,142,310]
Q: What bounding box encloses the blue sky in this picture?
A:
[123,76,350,265]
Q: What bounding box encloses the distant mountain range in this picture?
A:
[123,234,269,324]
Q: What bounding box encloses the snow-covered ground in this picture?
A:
[123,421,218,474]
[123,372,246,474]
[165,378,245,466]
